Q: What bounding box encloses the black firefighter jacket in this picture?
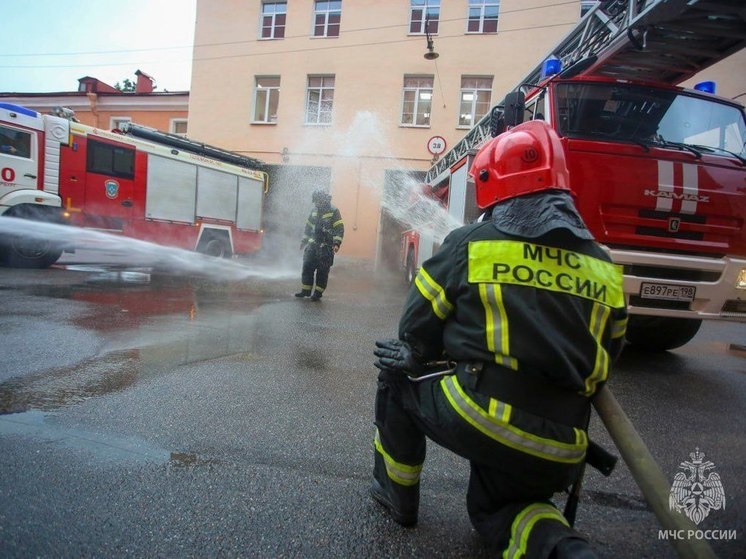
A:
[302,205,344,259]
[399,220,628,397]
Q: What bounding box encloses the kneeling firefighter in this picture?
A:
[371,120,627,558]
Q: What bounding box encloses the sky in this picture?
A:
[0,0,197,93]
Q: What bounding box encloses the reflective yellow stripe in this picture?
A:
[611,316,628,339]
[503,503,569,559]
[306,220,314,228]
[478,283,519,370]
[440,375,587,463]
[301,284,312,290]
[488,398,512,422]
[584,302,611,396]
[333,219,344,227]
[414,267,453,320]
[315,285,325,293]
[374,429,422,486]
[322,212,334,219]
[468,240,625,308]
[333,236,343,242]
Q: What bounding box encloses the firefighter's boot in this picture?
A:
[370,453,419,526]
[309,290,323,301]
[294,289,312,298]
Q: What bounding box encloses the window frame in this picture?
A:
[260,1,287,39]
[409,0,440,35]
[170,119,188,136]
[400,75,434,128]
[312,0,342,38]
[457,76,493,129]
[466,0,499,34]
[0,124,33,159]
[86,139,135,180]
[305,75,336,126]
[109,116,131,131]
[253,76,281,124]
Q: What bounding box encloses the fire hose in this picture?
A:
[592,385,717,559]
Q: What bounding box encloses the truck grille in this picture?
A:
[635,209,705,241]
[622,264,721,283]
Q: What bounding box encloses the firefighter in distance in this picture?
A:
[295,189,344,301]
[371,121,627,558]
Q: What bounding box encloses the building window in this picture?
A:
[261,1,287,39]
[254,76,281,123]
[410,0,439,34]
[110,117,131,131]
[170,119,188,136]
[313,1,341,38]
[467,0,499,33]
[581,0,599,17]
[401,76,433,127]
[458,77,493,127]
[305,75,335,125]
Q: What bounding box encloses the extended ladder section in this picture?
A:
[426,0,746,183]
[121,122,265,170]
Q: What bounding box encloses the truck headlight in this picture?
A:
[738,268,746,289]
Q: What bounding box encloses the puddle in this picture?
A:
[0,409,170,463]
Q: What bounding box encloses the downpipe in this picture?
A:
[593,386,717,559]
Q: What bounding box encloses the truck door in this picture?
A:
[0,123,39,191]
[84,137,135,230]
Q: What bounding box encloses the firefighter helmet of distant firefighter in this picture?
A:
[469,120,571,209]
[312,189,332,206]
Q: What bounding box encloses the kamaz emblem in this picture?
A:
[668,217,681,232]
[105,180,119,199]
[644,189,709,203]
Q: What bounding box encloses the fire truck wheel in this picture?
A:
[0,236,62,269]
[203,238,231,258]
[405,248,416,285]
[624,316,703,352]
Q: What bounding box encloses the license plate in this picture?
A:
[639,282,696,302]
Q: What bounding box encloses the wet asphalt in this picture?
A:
[0,256,744,558]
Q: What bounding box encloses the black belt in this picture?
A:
[455,361,590,429]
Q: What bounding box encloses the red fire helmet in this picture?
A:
[469,120,571,209]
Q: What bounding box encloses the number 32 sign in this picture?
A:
[427,136,446,156]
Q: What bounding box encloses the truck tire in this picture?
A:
[198,233,232,259]
[405,248,416,285]
[625,316,703,351]
[0,235,62,269]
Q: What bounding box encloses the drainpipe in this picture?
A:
[86,92,99,128]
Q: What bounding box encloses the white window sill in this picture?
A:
[251,121,278,125]
[399,124,431,129]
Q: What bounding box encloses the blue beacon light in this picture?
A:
[694,81,717,94]
[541,57,562,78]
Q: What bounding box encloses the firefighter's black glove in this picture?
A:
[374,335,426,376]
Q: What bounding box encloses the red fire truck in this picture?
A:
[0,103,267,268]
[401,0,746,350]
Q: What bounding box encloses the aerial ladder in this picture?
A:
[426,0,746,182]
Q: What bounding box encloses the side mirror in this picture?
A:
[503,91,526,127]
[489,107,506,137]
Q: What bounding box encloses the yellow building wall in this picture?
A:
[188,0,746,261]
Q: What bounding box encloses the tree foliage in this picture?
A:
[114,78,136,92]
